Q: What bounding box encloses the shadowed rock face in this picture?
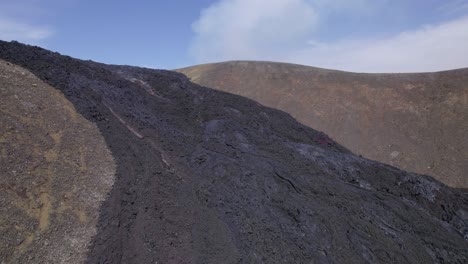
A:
[178,61,468,188]
[0,41,467,263]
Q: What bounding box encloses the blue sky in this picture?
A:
[1,0,468,72]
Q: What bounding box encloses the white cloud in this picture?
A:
[290,16,468,72]
[314,0,384,14]
[190,0,468,73]
[0,0,59,43]
[0,18,53,42]
[190,0,318,62]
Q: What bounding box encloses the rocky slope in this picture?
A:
[0,59,115,263]
[0,41,467,263]
[178,61,468,188]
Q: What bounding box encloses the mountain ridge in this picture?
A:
[179,60,468,74]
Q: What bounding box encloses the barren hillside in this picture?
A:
[0,59,115,263]
[179,61,468,187]
[0,41,467,263]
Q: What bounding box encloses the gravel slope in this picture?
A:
[0,59,115,263]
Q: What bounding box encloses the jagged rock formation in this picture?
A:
[0,41,467,263]
[178,61,468,188]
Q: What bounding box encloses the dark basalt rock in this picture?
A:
[0,40,467,263]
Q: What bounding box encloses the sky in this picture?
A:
[0,0,467,72]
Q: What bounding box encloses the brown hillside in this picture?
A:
[0,59,116,263]
[178,61,468,188]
